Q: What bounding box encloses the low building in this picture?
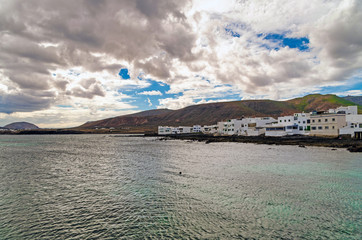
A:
[192,125,202,133]
[265,125,300,137]
[310,113,346,137]
[217,118,276,136]
[272,113,310,136]
[238,117,277,136]
[179,126,192,134]
[339,115,362,139]
[328,106,358,115]
[217,119,243,135]
[158,125,200,135]
[158,126,173,135]
[202,125,218,134]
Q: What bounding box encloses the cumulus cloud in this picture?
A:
[138,90,163,96]
[147,98,152,107]
[0,0,361,127]
[0,0,192,114]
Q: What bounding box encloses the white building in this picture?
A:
[339,114,362,139]
[238,117,277,136]
[217,119,243,135]
[202,125,218,134]
[158,126,174,135]
[267,113,311,136]
[217,117,277,136]
[158,125,204,135]
[178,126,192,134]
[192,125,202,133]
[265,125,300,137]
[328,106,358,115]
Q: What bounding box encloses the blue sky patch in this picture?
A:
[120,79,182,110]
[119,68,130,79]
[318,78,362,96]
[225,28,240,38]
[259,33,310,51]
[57,105,73,108]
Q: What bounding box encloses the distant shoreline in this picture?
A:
[160,134,362,152]
[0,129,154,135]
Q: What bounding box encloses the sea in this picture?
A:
[0,135,360,239]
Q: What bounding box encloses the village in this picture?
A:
[158,105,362,139]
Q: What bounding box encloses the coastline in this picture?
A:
[160,134,362,152]
[1,130,361,152]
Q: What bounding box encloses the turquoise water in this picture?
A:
[0,135,361,239]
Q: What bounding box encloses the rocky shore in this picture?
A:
[161,134,362,152]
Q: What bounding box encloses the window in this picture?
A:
[307,120,310,123]
[332,126,335,129]
[318,126,322,130]
[318,119,321,122]
[288,119,291,122]
[312,120,315,123]
[299,127,303,131]
[325,126,329,129]
[303,121,306,124]
[280,120,282,122]
[332,118,335,122]
[284,120,286,122]
[359,124,362,128]
[325,119,328,122]
[312,127,316,130]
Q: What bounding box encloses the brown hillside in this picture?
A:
[79,94,359,129]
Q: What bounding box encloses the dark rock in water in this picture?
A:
[179,172,182,175]
[4,122,39,130]
[331,148,337,151]
[347,146,362,152]
[299,145,306,148]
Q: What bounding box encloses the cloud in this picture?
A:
[138,90,163,96]
[0,106,138,128]
[0,0,192,115]
[147,98,152,106]
[0,91,54,114]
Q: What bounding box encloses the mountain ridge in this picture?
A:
[343,96,362,105]
[3,122,39,130]
[79,94,361,130]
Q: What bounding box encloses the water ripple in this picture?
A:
[0,135,360,239]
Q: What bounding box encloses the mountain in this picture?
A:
[288,94,361,111]
[125,109,173,117]
[79,94,360,130]
[4,122,39,130]
[342,96,362,106]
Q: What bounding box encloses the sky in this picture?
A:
[0,0,361,128]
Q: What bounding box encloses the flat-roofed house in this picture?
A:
[310,114,346,137]
[339,114,362,139]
